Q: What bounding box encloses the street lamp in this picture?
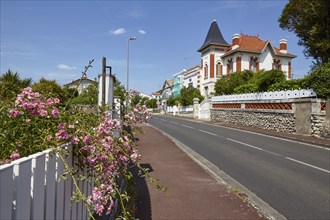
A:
[126,37,137,113]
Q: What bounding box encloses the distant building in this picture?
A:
[64,76,96,94]
[183,65,201,89]
[151,91,161,100]
[139,92,151,99]
[172,69,186,97]
[198,19,296,97]
[161,79,173,110]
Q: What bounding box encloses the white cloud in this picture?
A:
[57,64,76,70]
[110,28,126,35]
[138,30,147,34]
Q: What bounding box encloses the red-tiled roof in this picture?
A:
[237,34,267,52]
[224,34,296,58]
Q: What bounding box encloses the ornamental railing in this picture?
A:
[211,89,317,102]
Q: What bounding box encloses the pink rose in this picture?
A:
[52,108,59,117]
[10,151,20,161]
[9,109,20,118]
[83,135,91,144]
[47,98,54,105]
[54,98,60,104]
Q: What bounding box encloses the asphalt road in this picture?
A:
[149,114,330,220]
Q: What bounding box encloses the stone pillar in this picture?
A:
[326,99,330,119]
[294,100,311,135]
[322,99,330,138]
[193,98,200,119]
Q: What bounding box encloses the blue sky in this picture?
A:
[1,1,313,95]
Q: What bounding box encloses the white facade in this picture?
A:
[183,65,200,89]
[64,78,95,94]
[197,21,296,97]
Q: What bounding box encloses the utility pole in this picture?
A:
[101,57,112,106]
[102,57,106,106]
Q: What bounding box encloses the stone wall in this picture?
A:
[311,114,330,138]
[211,109,296,133]
[210,98,329,138]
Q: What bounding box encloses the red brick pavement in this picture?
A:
[133,124,266,220]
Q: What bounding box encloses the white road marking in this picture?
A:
[198,121,330,151]
[285,157,330,174]
[227,138,263,151]
[198,129,217,136]
[181,124,193,129]
[228,138,329,174]
[170,121,178,125]
[155,116,330,174]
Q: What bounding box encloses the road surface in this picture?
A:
[149,114,330,220]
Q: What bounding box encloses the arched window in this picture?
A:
[204,64,208,79]
[216,62,222,78]
[227,59,233,75]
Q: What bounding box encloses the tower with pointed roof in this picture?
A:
[197,20,296,97]
[198,19,229,97]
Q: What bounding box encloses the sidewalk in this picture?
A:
[133,124,266,220]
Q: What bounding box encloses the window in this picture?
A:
[273,59,281,70]
[204,64,208,78]
[249,57,258,72]
[188,82,193,87]
[227,59,233,74]
[216,62,222,78]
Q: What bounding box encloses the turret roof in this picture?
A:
[197,19,229,52]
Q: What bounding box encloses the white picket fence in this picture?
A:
[167,105,193,113]
[211,89,317,103]
[0,145,92,220]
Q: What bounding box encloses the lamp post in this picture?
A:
[126,37,137,113]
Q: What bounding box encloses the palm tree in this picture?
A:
[0,70,32,103]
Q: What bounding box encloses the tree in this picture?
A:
[32,78,67,102]
[168,96,180,107]
[179,86,204,106]
[268,78,307,91]
[215,70,255,95]
[304,62,330,99]
[254,69,286,92]
[279,0,330,65]
[0,70,32,103]
[146,98,157,109]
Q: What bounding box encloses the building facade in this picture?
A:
[172,69,186,97]
[64,77,96,94]
[198,19,296,97]
[161,79,173,110]
[183,65,201,90]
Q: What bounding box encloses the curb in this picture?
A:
[148,123,287,220]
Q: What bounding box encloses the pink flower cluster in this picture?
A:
[78,111,144,216]
[87,185,114,216]
[9,87,60,119]
[125,103,151,124]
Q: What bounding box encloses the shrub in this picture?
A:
[304,62,330,99]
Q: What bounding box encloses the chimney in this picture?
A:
[279,39,287,53]
[232,34,240,50]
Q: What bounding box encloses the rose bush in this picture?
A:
[0,83,152,219]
